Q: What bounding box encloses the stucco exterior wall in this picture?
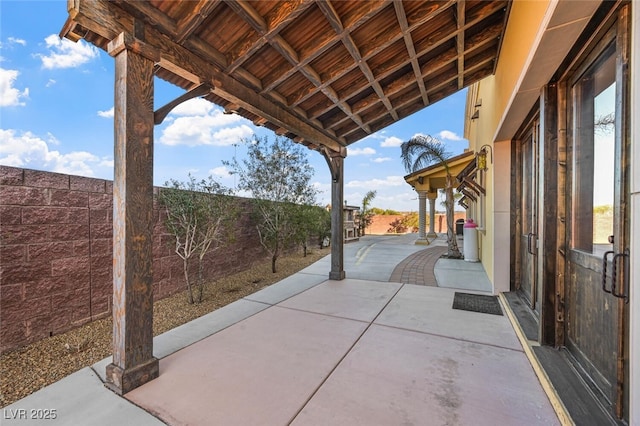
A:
[465,1,551,291]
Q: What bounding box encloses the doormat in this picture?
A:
[452,292,503,316]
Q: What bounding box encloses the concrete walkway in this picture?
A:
[2,234,559,425]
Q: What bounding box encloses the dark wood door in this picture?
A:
[518,121,540,314]
[565,19,629,416]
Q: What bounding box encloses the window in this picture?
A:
[571,43,616,255]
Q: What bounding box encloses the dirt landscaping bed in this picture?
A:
[0,248,328,407]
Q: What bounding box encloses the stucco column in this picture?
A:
[105,33,159,395]
[416,191,429,245]
[427,190,438,238]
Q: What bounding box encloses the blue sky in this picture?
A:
[0,0,470,212]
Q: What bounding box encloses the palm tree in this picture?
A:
[400,134,462,258]
[359,190,376,236]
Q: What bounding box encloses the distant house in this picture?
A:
[343,204,360,242]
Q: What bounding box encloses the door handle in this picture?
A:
[527,233,537,255]
[611,250,629,303]
[602,250,615,294]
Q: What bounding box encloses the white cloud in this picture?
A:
[348,147,376,156]
[171,98,213,116]
[380,136,402,147]
[372,157,392,163]
[438,130,463,141]
[374,192,420,212]
[159,100,255,147]
[0,129,111,177]
[97,107,114,118]
[344,187,420,212]
[0,68,29,106]
[8,37,27,46]
[209,166,231,178]
[38,34,99,69]
[345,175,405,189]
[46,132,61,146]
[45,79,56,87]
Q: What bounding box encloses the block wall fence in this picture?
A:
[0,166,266,353]
[366,212,466,235]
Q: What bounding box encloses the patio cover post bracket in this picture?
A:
[319,145,347,182]
[154,83,213,125]
[105,31,159,395]
[319,146,347,281]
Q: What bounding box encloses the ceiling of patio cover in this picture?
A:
[61,0,510,152]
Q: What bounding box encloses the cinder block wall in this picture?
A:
[0,166,264,353]
[366,212,467,235]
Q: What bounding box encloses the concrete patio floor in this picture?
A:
[2,235,560,425]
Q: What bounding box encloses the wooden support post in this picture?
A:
[105,32,159,395]
[320,146,347,280]
[539,83,559,347]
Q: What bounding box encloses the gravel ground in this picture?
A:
[0,248,328,407]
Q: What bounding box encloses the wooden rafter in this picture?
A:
[226,0,313,73]
[393,1,429,107]
[263,1,391,95]
[456,0,466,89]
[175,0,222,43]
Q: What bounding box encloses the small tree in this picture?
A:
[313,206,332,248]
[400,135,462,258]
[404,211,419,232]
[359,190,377,236]
[387,212,419,234]
[158,175,237,303]
[387,217,408,234]
[292,204,330,256]
[224,136,318,272]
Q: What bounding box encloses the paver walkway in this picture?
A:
[388,245,448,285]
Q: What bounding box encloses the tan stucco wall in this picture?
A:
[492,1,551,135]
[465,1,552,291]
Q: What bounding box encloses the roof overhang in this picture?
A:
[403,150,475,192]
[493,0,602,141]
[60,0,511,152]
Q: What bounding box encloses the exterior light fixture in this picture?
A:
[476,144,493,171]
